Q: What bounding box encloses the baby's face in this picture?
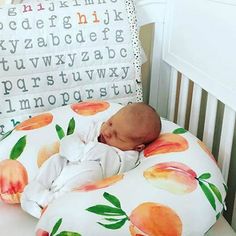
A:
[98,108,143,151]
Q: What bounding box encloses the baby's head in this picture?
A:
[99,103,161,151]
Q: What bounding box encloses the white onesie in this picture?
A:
[21,121,140,218]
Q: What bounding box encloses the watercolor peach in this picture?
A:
[144,162,198,194]
[71,101,110,116]
[144,133,189,157]
[36,229,49,236]
[15,113,53,131]
[0,159,28,203]
[75,174,124,191]
[37,141,60,167]
[198,140,216,163]
[129,202,182,236]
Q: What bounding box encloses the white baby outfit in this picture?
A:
[21,120,140,218]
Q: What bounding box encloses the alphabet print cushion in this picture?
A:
[35,119,226,236]
[0,0,143,136]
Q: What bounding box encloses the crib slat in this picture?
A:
[177,75,189,128]
[218,106,236,182]
[231,195,236,230]
[203,94,218,151]
[189,84,202,136]
[167,68,178,122]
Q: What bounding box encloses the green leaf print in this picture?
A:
[199,181,216,210]
[104,218,124,222]
[67,118,75,136]
[51,218,62,236]
[9,136,26,160]
[198,173,211,180]
[223,183,228,192]
[173,128,187,134]
[98,218,128,229]
[208,183,223,204]
[56,125,65,140]
[86,205,126,216]
[56,232,81,236]
[216,212,221,220]
[0,129,13,142]
[103,192,121,208]
[86,192,129,231]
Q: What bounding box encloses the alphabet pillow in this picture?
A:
[0,0,143,136]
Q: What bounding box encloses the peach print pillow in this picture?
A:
[35,119,226,236]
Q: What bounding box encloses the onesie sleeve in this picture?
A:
[82,142,140,177]
[21,154,67,218]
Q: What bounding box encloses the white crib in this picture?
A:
[0,0,236,235]
[137,0,236,235]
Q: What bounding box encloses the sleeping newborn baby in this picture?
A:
[21,102,161,218]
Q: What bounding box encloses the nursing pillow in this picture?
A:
[0,101,226,235]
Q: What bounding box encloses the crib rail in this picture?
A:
[166,67,236,226]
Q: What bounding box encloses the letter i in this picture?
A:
[92,11,100,23]
[37,3,45,11]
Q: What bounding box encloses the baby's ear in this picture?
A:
[134,144,145,152]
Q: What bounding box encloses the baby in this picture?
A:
[21,102,161,218]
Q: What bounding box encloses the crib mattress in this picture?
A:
[0,202,235,236]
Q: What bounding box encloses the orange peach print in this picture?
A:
[75,174,124,191]
[71,101,110,116]
[15,113,53,131]
[144,162,197,194]
[37,141,60,167]
[0,159,28,203]
[129,202,182,236]
[198,140,216,163]
[36,229,49,236]
[144,133,189,157]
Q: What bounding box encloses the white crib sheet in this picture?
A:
[0,202,235,236]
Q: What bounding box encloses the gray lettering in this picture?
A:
[25,39,33,49]
[55,54,65,65]
[68,53,76,67]
[38,37,47,47]
[15,59,26,70]
[42,55,52,66]
[121,66,129,79]
[109,67,118,77]
[0,40,6,51]
[60,92,70,105]
[2,80,12,95]
[72,72,81,81]
[34,97,44,108]
[5,99,16,113]
[47,75,54,86]
[81,51,89,61]
[85,70,94,80]
[17,78,28,92]
[114,9,123,21]
[48,95,56,105]
[29,57,39,68]
[31,77,41,87]
[19,99,31,110]
[86,89,94,99]
[59,71,68,83]
[0,57,9,71]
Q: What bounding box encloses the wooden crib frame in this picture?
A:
[136,0,236,234]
